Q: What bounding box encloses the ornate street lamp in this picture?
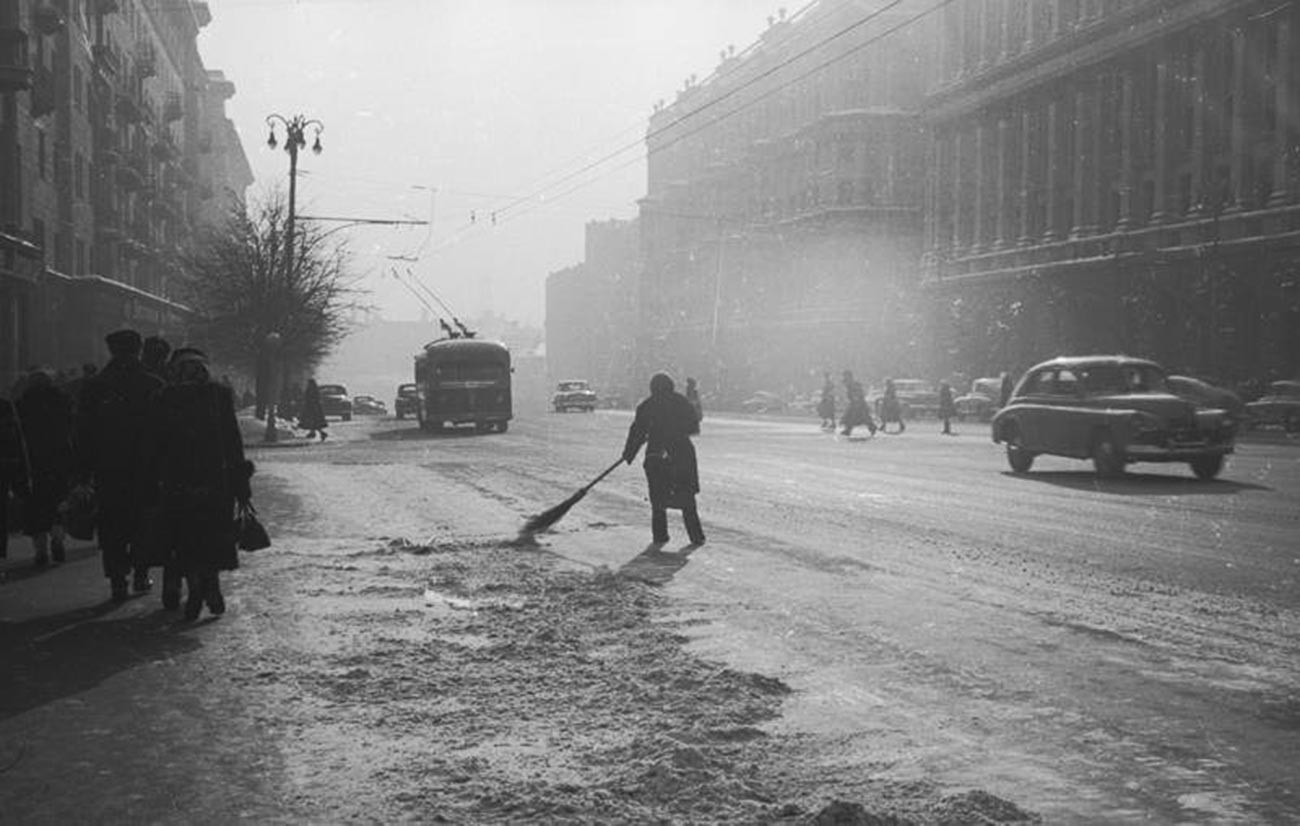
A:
[263,114,324,442]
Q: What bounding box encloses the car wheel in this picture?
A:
[1005,425,1034,474]
[1091,430,1124,477]
[1190,454,1224,480]
[497,421,509,433]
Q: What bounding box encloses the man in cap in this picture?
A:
[76,329,165,601]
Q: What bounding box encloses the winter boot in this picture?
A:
[205,573,226,616]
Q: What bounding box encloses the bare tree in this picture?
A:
[182,193,365,403]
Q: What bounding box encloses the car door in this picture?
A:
[1011,368,1055,451]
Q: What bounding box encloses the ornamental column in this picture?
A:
[1227,27,1249,212]
[995,116,1011,249]
[1151,61,1172,224]
[1044,99,1061,240]
[1071,81,1097,237]
[1117,68,1136,229]
[1270,16,1294,206]
[1188,45,1208,215]
[952,129,966,249]
[973,121,989,250]
[1019,107,1035,244]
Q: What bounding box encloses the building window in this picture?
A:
[37,132,46,180]
[74,152,85,199]
[73,64,84,112]
[75,239,87,275]
[32,219,46,256]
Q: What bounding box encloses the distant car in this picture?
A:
[954,377,1004,422]
[352,395,387,416]
[740,390,786,414]
[1166,375,1247,427]
[394,383,419,420]
[318,384,352,421]
[991,355,1236,479]
[552,380,598,412]
[872,378,939,420]
[1244,379,1300,432]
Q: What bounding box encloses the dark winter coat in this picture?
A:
[17,382,75,534]
[0,397,27,487]
[150,380,250,573]
[623,390,701,508]
[938,384,957,419]
[76,357,166,544]
[840,378,873,429]
[881,382,903,423]
[297,381,328,431]
[817,380,836,420]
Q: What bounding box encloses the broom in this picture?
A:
[517,457,624,540]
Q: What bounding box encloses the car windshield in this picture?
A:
[1271,381,1300,398]
[398,384,417,395]
[319,385,347,395]
[972,379,1001,396]
[558,382,590,392]
[1078,363,1168,394]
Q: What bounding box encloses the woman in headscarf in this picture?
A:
[151,348,253,619]
[297,378,328,442]
[621,372,705,546]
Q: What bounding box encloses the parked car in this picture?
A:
[1244,379,1300,432]
[740,390,786,414]
[991,355,1236,479]
[394,383,420,420]
[318,383,352,421]
[352,395,387,416]
[872,378,939,420]
[552,380,598,412]
[1166,375,1247,427]
[954,376,1004,422]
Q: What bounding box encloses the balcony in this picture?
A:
[0,28,32,92]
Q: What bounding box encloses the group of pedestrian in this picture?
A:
[1,329,254,620]
[815,373,962,437]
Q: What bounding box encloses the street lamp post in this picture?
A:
[264,114,323,442]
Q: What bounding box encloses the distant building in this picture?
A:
[924,0,1300,383]
[0,0,250,387]
[637,0,931,404]
[545,217,640,402]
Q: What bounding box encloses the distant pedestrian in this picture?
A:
[938,381,956,435]
[0,394,29,561]
[622,373,705,547]
[839,370,876,438]
[684,377,703,425]
[817,372,837,430]
[17,369,75,568]
[998,371,1014,409]
[880,378,906,434]
[142,335,172,383]
[151,348,253,620]
[76,329,166,601]
[297,379,328,442]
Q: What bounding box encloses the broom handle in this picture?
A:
[581,458,625,494]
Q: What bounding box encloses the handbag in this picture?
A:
[234,501,270,551]
[60,483,98,541]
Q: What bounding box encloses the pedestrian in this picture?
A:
[839,370,876,438]
[684,377,703,425]
[0,393,30,561]
[880,378,906,434]
[142,335,172,383]
[817,372,837,430]
[17,369,75,568]
[938,381,956,435]
[622,372,706,547]
[998,371,1014,409]
[151,348,253,620]
[297,378,328,442]
[76,329,166,601]
[60,363,98,417]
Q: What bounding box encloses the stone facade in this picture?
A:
[925,0,1300,384]
[0,0,250,388]
[636,0,932,405]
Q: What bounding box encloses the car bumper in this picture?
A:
[1125,443,1234,461]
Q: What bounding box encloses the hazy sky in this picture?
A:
[198,0,772,327]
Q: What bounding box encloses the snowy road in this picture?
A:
[266,407,1300,823]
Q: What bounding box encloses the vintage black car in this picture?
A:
[352,395,387,416]
[552,380,597,413]
[1244,379,1300,432]
[319,383,353,421]
[394,383,420,419]
[991,356,1235,479]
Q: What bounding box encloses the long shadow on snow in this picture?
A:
[369,425,504,442]
[617,541,701,586]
